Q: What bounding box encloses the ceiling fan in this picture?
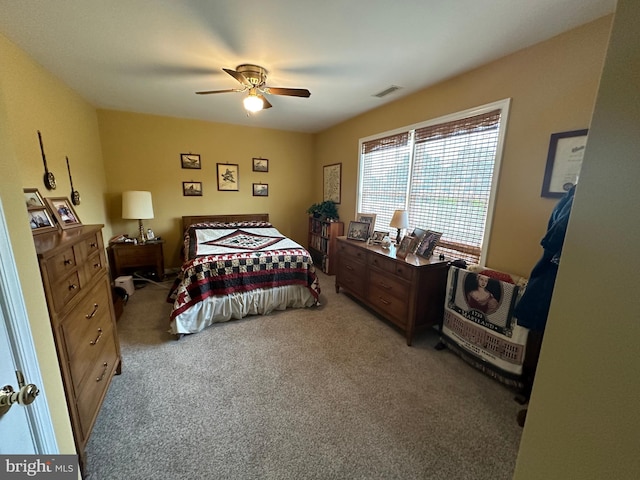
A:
[196,64,311,112]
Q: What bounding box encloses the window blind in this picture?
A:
[358,104,507,265]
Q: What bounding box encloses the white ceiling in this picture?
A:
[0,0,616,133]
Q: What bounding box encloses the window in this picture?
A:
[358,99,510,265]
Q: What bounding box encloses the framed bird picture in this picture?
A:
[217,163,239,191]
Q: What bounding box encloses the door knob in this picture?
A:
[0,370,40,416]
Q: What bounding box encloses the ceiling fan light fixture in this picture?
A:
[243,92,264,113]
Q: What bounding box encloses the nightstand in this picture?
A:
[107,240,165,281]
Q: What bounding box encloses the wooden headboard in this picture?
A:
[182,214,270,232]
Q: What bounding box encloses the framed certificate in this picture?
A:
[541,129,588,198]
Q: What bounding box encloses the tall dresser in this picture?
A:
[33,225,121,469]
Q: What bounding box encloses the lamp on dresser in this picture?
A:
[389,209,409,245]
[122,190,154,244]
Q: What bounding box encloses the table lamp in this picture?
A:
[122,191,154,244]
[389,209,409,245]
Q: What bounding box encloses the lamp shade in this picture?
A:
[389,209,409,229]
[122,191,154,220]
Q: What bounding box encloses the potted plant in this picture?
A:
[306,200,339,220]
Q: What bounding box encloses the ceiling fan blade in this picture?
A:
[223,68,252,87]
[195,88,241,95]
[258,94,273,109]
[265,87,311,98]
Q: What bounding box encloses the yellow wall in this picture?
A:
[315,16,613,277]
[515,0,640,477]
[0,32,111,453]
[97,110,315,268]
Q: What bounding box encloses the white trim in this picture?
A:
[0,197,58,453]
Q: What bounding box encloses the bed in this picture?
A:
[167,214,320,336]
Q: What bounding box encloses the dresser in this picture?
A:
[335,237,449,345]
[33,225,121,469]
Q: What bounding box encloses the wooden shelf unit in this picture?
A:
[307,217,344,275]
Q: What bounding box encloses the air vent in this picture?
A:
[372,85,403,98]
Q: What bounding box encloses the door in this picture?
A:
[0,197,58,454]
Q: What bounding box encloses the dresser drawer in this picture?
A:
[367,251,396,273]
[80,231,102,259]
[337,261,366,297]
[337,240,367,262]
[369,268,410,303]
[46,246,78,283]
[368,282,409,326]
[62,281,114,392]
[50,270,82,312]
[76,337,118,438]
[84,249,106,284]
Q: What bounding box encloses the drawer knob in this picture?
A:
[68,284,78,291]
[93,262,101,269]
[90,242,97,248]
[96,362,108,382]
[379,281,391,289]
[346,265,354,271]
[63,259,72,265]
[90,328,103,346]
[85,303,99,319]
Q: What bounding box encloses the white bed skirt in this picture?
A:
[170,284,317,335]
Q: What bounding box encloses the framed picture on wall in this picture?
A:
[183,181,202,196]
[252,183,268,196]
[180,153,201,169]
[252,158,269,172]
[217,163,239,191]
[323,163,341,204]
[541,129,588,198]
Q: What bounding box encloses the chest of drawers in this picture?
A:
[335,237,449,345]
[34,225,121,468]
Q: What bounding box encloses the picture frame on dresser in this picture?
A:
[396,235,413,259]
[356,213,376,237]
[416,230,442,259]
[46,196,82,229]
[24,188,58,235]
[347,220,370,241]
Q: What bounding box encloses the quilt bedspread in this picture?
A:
[167,223,320,320]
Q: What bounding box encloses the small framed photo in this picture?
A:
[252,158,269,172]
[252,183,269,196]
[371,230,388,244]
[180,153,201,169]
[356,213,376,237]
[411,228,428,253]
[24,188,46,209]
[217,163,239,191]
[347,221,370,241]
[541,129,588,198]
[46,197,82,230]
[416,230,443,259]
[396,235,413,260]
[183,181,202,196]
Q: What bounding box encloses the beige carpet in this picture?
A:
[84,270,523,479]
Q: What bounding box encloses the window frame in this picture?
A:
[357,98,511,265]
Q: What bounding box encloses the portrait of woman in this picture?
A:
[464,273,502,315]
